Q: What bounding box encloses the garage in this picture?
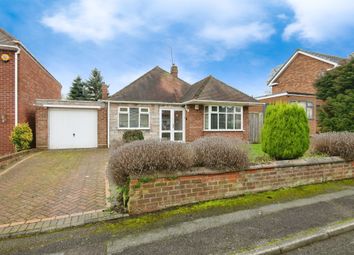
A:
[49,108,98,149]
[35,100,108,150]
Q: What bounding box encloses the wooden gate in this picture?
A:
[249,113,263,144]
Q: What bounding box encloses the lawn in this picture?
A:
[249,143,271,163]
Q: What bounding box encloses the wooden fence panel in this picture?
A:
[249,113,263,144]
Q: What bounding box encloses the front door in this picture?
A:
[160,109,185,142]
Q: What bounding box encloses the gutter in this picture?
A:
[0,44,21,125]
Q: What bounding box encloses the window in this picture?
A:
[118,107,150,129]
[204,105,243,130]
[290,101,314,119]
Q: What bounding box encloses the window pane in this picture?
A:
[235,114,241,129]
[219,114,226,129]
[219,106,226,112]
[119,113,128,128]
[162,110,171,131]
[227,106,234,113]
[140,114,149,128]
[174,132,183,141]
[204,106,209,113]
[174,111,183,131]
[204,114,209,130]
[307,108,313,119]
[227,114,234,129]
[161,132,170,140]
[211,113,218,129]
[119,107,128,112]
[129,108,139,128]
[211,106,218,112]
[235,106,241,112]
[140,108,149,113]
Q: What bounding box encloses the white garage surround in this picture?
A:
[48,108,98,149]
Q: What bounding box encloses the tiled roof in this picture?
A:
[0,28,17,47]
[182,75,258,103]
[109,66,191,103]
[300,49,345,65]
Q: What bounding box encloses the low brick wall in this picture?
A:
[128,157,354,214]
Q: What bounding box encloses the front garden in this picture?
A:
[108,104,354,213]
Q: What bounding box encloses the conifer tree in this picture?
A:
[68,76,87,100]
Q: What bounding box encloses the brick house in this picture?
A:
[252,49,346,134]
[0,29,61,155]
[107,65,260,144]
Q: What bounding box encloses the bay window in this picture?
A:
[204,105,243,131]
[118,107,150,129]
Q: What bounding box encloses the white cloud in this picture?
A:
[283,0,354,42]
[42,0,274,50]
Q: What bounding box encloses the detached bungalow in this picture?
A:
[35,65,260,149]
[106,65,259,144]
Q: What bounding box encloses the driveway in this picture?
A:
[0,149,108,225]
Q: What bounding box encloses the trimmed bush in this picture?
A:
[109,140,195,185]
[122,130,144,143]
[311,132,354,161]
[192,136,249,170]
[10,123,33,152]
[261,104,309,160]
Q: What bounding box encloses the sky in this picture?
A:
[1,0,353,98]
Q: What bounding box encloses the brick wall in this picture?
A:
[128,158,354,214]
[0,50,16,155]
[18,49,61,147]
[98,108,108,147]
[272,53,334,94]
[35,106,48,149]
[186,105,249,142]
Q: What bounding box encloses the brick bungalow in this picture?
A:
[0,29,61,155]
[106,65,260,144]
[251,49,347,134]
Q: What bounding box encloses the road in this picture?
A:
[287,230,354,255]
[0,190,353,255]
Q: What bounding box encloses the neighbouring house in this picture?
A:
[251,49,347,134]
[35,65,259,149]
[0,29,61,155]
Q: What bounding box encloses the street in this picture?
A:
[0,189,353,255]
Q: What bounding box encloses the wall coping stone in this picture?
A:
[130,156,346,179]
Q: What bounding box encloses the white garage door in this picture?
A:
[49,108,98,149]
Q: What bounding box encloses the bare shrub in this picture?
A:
[109,140,195,185]
[109,139,125,156]
[192,136,249,170]
[311,132,354,161]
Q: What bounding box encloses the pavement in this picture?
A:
[0,186,353,255]
[0,149,108,226]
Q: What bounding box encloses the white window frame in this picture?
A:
[159,108,185,142]
[118,106,150,129]
[204,105,243,131]
[290,101,314,120]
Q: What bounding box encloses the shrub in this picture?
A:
[122,130,144,143]
[192,136,249,170]
[10,123,33,152]
[109,140,194,185]
[261,103,309,160]
[311,132,354,161]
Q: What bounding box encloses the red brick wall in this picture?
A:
[128,159,354,214]
[0,50,16,155]
[35,107,48,149]
[272,53,334,94]
[18,49,61,147]
[98,108,107,147]
[185,105,249,142]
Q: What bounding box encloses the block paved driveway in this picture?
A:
[0,149,108,225]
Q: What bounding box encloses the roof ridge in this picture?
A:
[191,76,212,99]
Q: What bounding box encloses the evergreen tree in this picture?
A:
[68,76,87,100]
[86,68,104,101]
[315,59,354,131]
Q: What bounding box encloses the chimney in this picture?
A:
[170,64,178,78]
[101,82,108,100]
